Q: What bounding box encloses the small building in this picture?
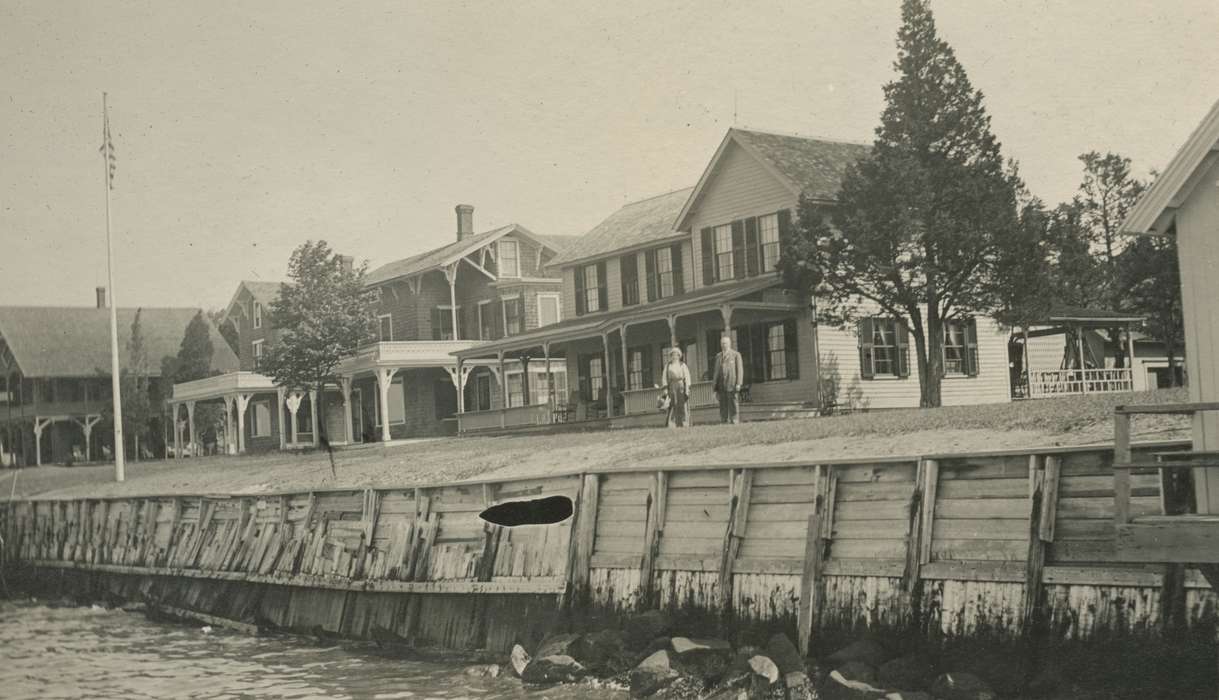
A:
[0,287,238,466]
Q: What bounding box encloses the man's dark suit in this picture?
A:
[712,348,744,424]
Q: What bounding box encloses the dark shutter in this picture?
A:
[783,319,800,380]
[430,307,442,341]
[641,345,655,388]
[645,249,657,302]
[744,217,760,277]
[596,261,608,312]
[621,253,638,306]
[777,208,793,265]
[700,227,715,286]
[670,243,684,294]
[577,354,591,402]
[858,318,875,380]
[492,301,504,340]
[965,318,980,377]
[749,323,767,382]
[895,320,910,378]
[574,266,586,316]
[731,219,746,280]
[705,329,720,376]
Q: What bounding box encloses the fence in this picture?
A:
[1028,368,1134,398]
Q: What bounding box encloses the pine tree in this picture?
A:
[779,0,1026,407]
[174,311,216,383]
[1119,236,1184,386]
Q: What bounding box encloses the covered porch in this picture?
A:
[169,371,300,456]
[452,278,808,433]
[1012,307,1145,399]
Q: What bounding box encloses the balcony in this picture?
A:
[1027,368,1134,398]
[173,371,277,402]
[336,340,479,375]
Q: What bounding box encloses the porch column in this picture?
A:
[79,414,100,462]
[285,391,302,446]
[543,342,552,405]
[444,263,460,340]
[619,324,631,397]
[223,396,235,454]
[601,332,614,417]
[1126,323,1137,389]
[235,393,251,453]
[276,387,287,450]
[185,400,197,457]
[719,303,734,338]
[667,314,679,350]
[309,389,320,447]
[171,403,182,459]
[339,376,354,444]
[497,351,507,427]
[520,355,531,406]
[376,369,396,443]
[454,360,465,414]
[33,416,48,466]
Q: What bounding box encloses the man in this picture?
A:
[712,334,744,424]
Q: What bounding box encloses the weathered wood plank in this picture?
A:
[797,465,829,655]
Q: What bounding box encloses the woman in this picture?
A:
[663,346,693,428]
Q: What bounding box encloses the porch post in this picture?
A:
[1076,325,1088,393]
[223,396,235,454]
[171,403,181,459]
[454,360,465,414]
[339,376,354,444]
[543,342,552,406]
[601,332,614,417]
[236,393,250,453]
[1126,323,1137,389]
[520,355,531,406]
[376,369,396,443]
[497,351,507,427]
[276,387,287,450]
[719,304,734,338]
[309,388,320,447]
[81,415,100,462]
[667,314,678,350]
[619,323,631,401]
[185,400,197,457]
[33,416,46,466]
[285,391,302,446]
[445,263,460,340]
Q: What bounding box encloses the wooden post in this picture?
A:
[798,465,832,655]
[639,471,668,608]
[543,342,553,408]
[566,474,600,598]
[185,400,197,457]
[666,314,678,350]
[902,460,929,595]
[375,369,395,443]
[619,324,631,407]
[1114,410,1132,525]
[1022,455,1048,635]
[601,333,614,418]
[919,459,940,568]
[308,389,319,447]
[497,351,507,426]
[718,468,753,609]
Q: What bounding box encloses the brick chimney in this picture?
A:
[455,204,475,241]
[339,255,354,273]
[95,286,107,309]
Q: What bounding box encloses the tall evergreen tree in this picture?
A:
[1119,236,1184,386]
[778,0,1026,407]
[174,311,217,383]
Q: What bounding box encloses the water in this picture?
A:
[0,599,628,700]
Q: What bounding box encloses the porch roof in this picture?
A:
[1036,305,1145,327]
[452,275,798,358]
[172,371,277,402]
[336,339,479,376]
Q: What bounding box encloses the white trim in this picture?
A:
[501,296,523,337]
[536,292,561,327]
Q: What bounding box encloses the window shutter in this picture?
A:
[965,318,980,377]
[744,217,760,277]
[783,319,800,380]
[858,318,875,380]
[596,261,608,312]
[574,267,586,316]
[578,355,591,401]
[641,345,654,387]
[670,244,684,294]
[749,324,767,382]
[705,329,719,376]
[700,228,715,286]
[430,307,442,341]
[731,219,746,280]
[895,320,911,378]
[645,249,657,302]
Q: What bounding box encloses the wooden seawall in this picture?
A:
[2,440,1216,653]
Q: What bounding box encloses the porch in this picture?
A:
[1012,307,1144,399]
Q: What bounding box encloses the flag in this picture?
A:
[100,106,116,189]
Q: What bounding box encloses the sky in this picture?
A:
[2,0,1217,310]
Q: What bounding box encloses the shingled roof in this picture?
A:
[366,224,564,286]
[224,280,283,322]
[0,306,240,378]
[548,188,694,268]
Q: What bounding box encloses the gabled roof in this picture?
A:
[676,128,870,231]
[0,306,240,378]
[1121,99,1219,236]
[366,223,562,286]
[547,188,694,269]
[223,280,282,321]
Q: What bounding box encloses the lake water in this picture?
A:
[0,598,628,699]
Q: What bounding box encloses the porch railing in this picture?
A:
[1027,368,1134,398]
[622,381,719,415]
[458,403,553,432]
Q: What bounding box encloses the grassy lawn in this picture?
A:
[2,388,1189,501]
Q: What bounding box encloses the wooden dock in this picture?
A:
[2,439,1215,653]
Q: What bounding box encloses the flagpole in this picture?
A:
[102,92,125,482]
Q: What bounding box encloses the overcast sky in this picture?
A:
[2,0,1217,310]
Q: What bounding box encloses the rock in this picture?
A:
[820,669,889,700]
[884,692,933,700]
[509,644,531,677]
[574,628,626,670]
[877,655,936,690]
[534,632,582,660]
[929,672,997,700]
[836,661,879,686]
[629,650,679,698]
[748,655,780,684]
[785,671,816,700]
[827,639,891,669]
[766,633,805,676]
[625,610,672,648]
[521,654,587,685]
[670,636,733,655]
[463,664,501,678]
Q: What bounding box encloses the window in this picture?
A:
[533,367,567,405]
[375,377,406,425]
[537,293,561,327]
[714,224,734,281]
[466,372,492,412]
[296,396,314,433]
[621,253,640,306]
[626,346,656,390]
[478,300,496,340]
[253,302,263,329]
[575,262,607,315]
[942,319,979,376]
[378,314,393,342]
[502,296,523,336]
[858,318,909,379]
[645,244,684,302]
[252,339,265,369]
[432,306,461,340]
[506,372,525,407]
[498,240,520,278]
[759,213,780,271]
[579,355,605,402]
[766,324,788,380]
[251,401,271,437]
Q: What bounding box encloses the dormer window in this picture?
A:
[253,302,263,329]
[499,240,520,278]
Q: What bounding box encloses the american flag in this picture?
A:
[100,102,116,189]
